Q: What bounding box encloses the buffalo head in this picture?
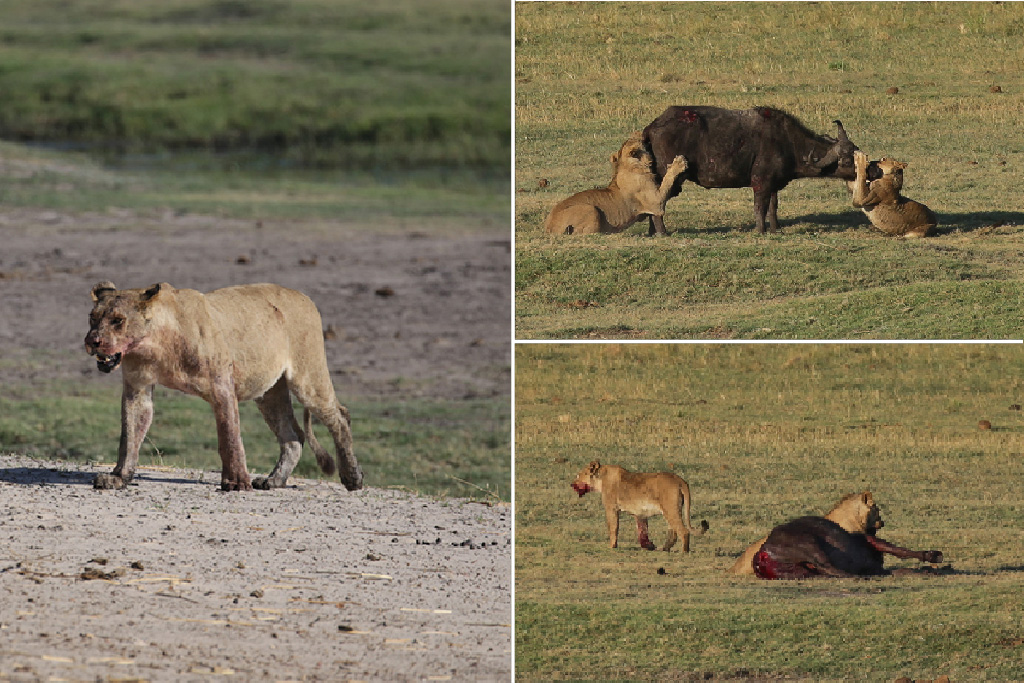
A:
[811,120,858,179]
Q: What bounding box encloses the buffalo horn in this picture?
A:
[833,120,849,142]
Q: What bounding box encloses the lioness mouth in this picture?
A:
[571,481,591,497]
[94,352,122,373]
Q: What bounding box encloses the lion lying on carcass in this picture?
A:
[545,132,687,235]
[84,281,363,492]
[729,491,944,579]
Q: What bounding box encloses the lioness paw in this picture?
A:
[93,473,127,490]
[669,155,688,173]
[853,150,868,169]
[221,476,253,492]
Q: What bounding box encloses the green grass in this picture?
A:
[0,139,507,224]
[0,383,509,501]
[0,0,509,171]
[515,2,1024,339]
[515,344,1024,680]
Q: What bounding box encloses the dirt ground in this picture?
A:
[0,208,510,400]
[0,457,511,682]
[0,209,512,681]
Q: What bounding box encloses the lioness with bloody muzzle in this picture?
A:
[572,460,708,552]
[84,281,363,492]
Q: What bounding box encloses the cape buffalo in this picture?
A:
[752,515,943,579]
[642,106,859,235]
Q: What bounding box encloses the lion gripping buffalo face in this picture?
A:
[85,281,363,493]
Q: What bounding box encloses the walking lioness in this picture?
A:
[571,460,708,552]
[545,132,688,235]
[85,282,363,492]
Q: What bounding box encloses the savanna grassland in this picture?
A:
[515,344,1024,680]
[515,2,1024,339]
[0,0,511,500]
[0,0,509,170]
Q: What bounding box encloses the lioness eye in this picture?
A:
[111,317,124,328]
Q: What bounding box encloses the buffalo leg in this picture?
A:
[866,535,943,564]
[753,190,772,234]
[636,517,656,550]
[767,192,780,233]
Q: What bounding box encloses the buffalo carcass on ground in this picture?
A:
[752,516,944,579]
[642,106,859,235]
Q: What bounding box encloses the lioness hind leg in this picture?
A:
[291,374,363,491]
[313,403,362,491]
[252,376,305,490]
[663,504,690,553]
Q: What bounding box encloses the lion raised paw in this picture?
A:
[849,150,937,238]
[85,282,363,493]
[545,132,688,236]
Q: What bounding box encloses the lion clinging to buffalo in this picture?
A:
[85,281,363,493]
[544,131,688,236]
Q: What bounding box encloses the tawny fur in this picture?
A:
[849,150,937,238]
[545,132,687,235]
[572,460,707,552]
[84,282,362,492]
[728,491,884,575]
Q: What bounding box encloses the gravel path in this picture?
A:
[0,456,511,681]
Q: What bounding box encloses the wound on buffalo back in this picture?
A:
[759,107,772,119]
[676,109,698,124]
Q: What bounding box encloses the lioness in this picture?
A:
[84,282,363,492]
[544,132,688,235]
[571,460,708,552]
[728,491,882,575]
[850,150,937,238]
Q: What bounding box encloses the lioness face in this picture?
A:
[611,133,655,175]
[876,157,906,186]
[858,496,885,534]
[571,460,602,497]
[84,282,163,373]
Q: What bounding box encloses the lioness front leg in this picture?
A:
[850,150,879,208]
[646,155,688,236]
[95,383,153,490]
[211,376,252,491]
[605,506,620,548]
[657,155,688,204]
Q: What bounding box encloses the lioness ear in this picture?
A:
[896,160,908,170]
[142,283,169,301]
[610,151,620,164]
[588,460,601,473]
[91,281,117,302]
[861,491,874,505]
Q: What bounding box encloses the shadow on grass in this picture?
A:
[660,210,1024,237]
